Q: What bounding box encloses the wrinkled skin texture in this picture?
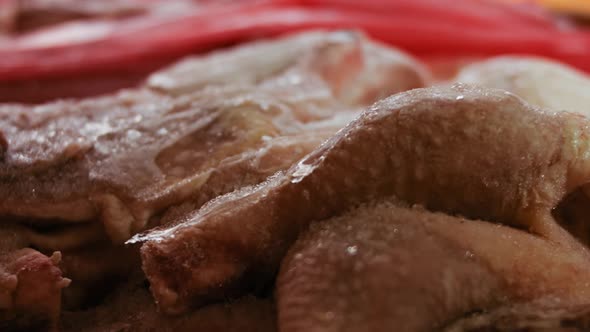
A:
[277,201,590,332]
[0,31,428,329]
[0,31,427,243]
[136,84,590,314]
[455,56,590,118]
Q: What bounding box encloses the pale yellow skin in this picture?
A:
[278,202,590,332]
[455,56,590,119]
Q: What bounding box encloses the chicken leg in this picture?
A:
[134,84,590,313]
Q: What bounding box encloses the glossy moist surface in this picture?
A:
[0,30,426,243]
[4,30,590,332]
[0,30,429,330]
[278,201,590,332]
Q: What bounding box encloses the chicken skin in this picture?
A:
[0,249,70,332]
[135,84,590,313]
[0,31,427,244]
[0,31,428,329]
[61,276,275,332]
[455,56,590,118]
[455,56,590,247]
[278,201,590,332]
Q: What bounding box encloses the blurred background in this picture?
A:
[505,0,590,17]
[1,0,589,103]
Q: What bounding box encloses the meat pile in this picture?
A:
[2,29,590,331]
[0,30,428,331]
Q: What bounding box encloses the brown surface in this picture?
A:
[61,277,276,332]
[455,56,590,118]
[0,31,428,329]
[136,84,590,314]
[5,30,590,332]
[0,249,69,332]
[278,201,590,332]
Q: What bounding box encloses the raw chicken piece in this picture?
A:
[277,201,590,332]
[0,30,427,328]
[1,0,202,34]
[58,244,140,309]
[0,249,70,332]
[0,31,427,244]
[455,56,590,118]
[134,84,590,314]
[455,56,590,247]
